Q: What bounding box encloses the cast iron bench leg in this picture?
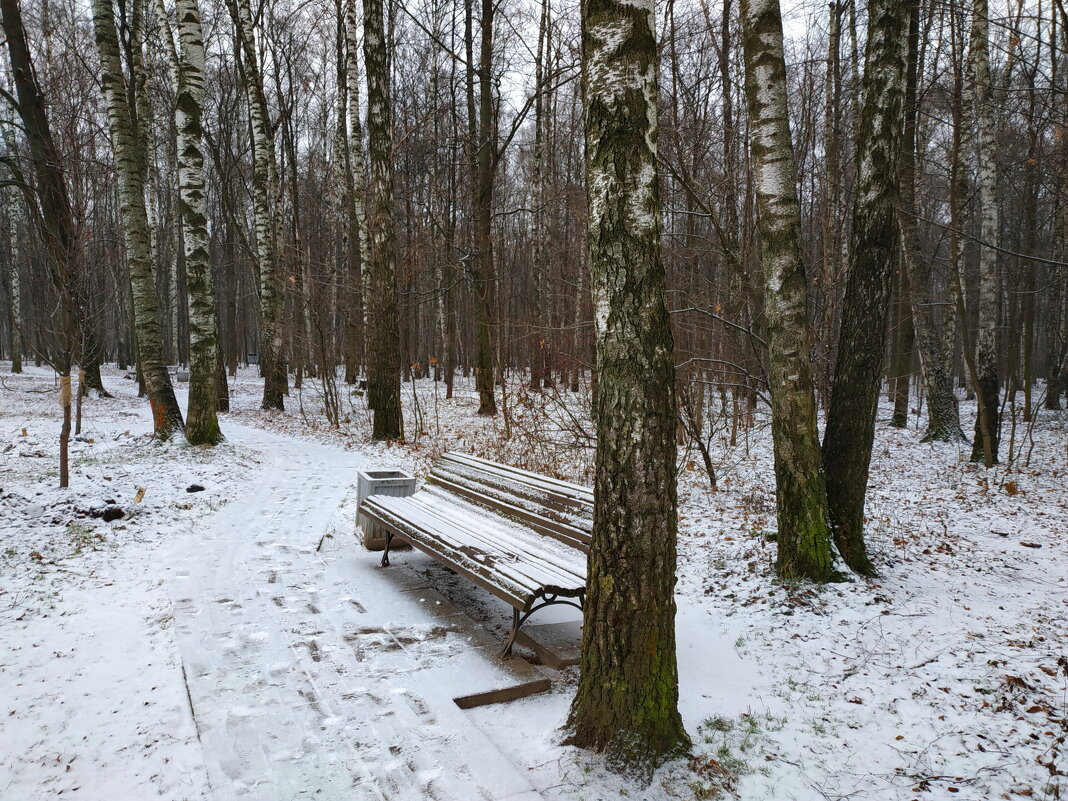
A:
[499,594,584,659]
[500,608,521,658]
[380,531,393,567]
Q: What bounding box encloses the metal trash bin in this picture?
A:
[357,469,416,550]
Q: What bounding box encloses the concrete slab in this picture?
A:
[513,620,582,668]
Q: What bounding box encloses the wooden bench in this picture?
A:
[358,452,593,657]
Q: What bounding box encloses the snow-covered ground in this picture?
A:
[1,364,1065,801]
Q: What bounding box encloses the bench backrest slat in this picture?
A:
[442,453,594,505]
[428,455,593,553]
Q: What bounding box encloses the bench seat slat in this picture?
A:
[362,493,585,607]
[361,499,532,608]
[369,491,586,590]
[408,489,587,588]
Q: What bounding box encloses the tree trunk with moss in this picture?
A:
[170,0,222,444]
[968,0,1000,463]
[363,0,403,440]
[225,0,286,411]
[822,0,909,574]
[739,0,840,582]
[564,0,689,771]
[91,0,184,439]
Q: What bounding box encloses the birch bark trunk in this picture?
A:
[0,101,22,374]
[91,0,184,439]
[472,0,498,416]
[343,0,367,384]
[170,0,222,444]
[565,0,689,768]
[899,0,964,442]
[225,0,287,410]
[528,0,549,392]
[968,0,1001,464]
[740,0,840,581]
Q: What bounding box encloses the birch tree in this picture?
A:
[822,0,910,574]
[91,0,185,440]
[968,0,1001,464]
[565,0,689,770]
[343,0,367,385]
[528,0,550,392]
[739,0,840,582]
[225,0,287,411]
[899,0,963,442]
[167,0,222,444]
[363,0,403,439]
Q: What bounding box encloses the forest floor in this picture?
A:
[1,364,1065,801]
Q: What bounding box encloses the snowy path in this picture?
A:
[166,423,543,801]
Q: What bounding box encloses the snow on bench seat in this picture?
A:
[359,453,591,656]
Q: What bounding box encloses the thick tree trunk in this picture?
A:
[91,0,184,440]
[968,0,1000,464]
[172,0,222,444]
[739,0,840,582]
[363,0,403,440]
[225,0,287,410]
[822,0,909,575]
[79,325,109,396]
[565,0,689,770]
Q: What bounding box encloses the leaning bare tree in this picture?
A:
[2,0,80,484]
[822,0,910,575]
